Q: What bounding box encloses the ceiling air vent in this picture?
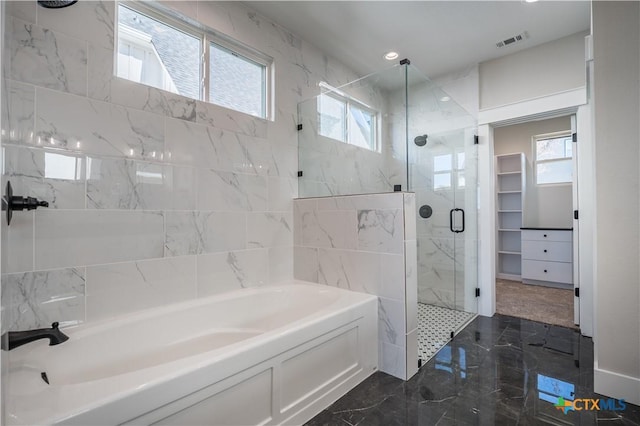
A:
[496,31,529,48]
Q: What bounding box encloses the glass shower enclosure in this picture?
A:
[297,62,478,363]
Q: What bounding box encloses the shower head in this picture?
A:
[37,0,77,9]
[414,135,428,147]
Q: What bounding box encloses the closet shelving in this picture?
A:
[495,153,526,281]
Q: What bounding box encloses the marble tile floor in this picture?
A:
[306,314,640,426]
[418,303,476,363]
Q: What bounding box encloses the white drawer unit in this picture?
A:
[521,240,572,262]
[521,228,573,287]
[522,260,573,284]
[521,230,572,242]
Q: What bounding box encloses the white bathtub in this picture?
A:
[6,281,378,425]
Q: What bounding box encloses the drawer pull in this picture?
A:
[544,269,548,273]
[544,249,547,253]
[544,234,548,238]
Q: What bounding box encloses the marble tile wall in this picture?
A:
[1,0,363,331]
[293,192,418,380]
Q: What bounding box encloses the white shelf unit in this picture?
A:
[495,153,526,281]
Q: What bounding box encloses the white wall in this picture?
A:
[479,31,588,110]
[494,116,573,228]
[592,1,640,405]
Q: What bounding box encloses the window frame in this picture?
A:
[317,83,379,152]
[116,2,273,120]
[533,131,573,186]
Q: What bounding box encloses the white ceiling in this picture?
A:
[244,1,591,79]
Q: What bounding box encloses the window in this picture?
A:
[318,85,377,151]
[117,3,271,119]
[117,7,200,99]
[209,43,266,118]
[433,152,465,191]
[534,132,573,185]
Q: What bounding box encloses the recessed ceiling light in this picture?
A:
[440,96,451,102]
[524,0,539,3]
[384,51,399,61]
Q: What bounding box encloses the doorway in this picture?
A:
[493,116,576,328]
[477,92,594,337]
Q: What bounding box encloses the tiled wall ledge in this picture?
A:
[293,192,418,380]
[1,0,362,332]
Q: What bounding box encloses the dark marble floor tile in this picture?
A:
[448,329,495,365]
[482,344,527,373]
[518,410,595,425]
[520,391,597,425]
[312,371,404,425]
[538,328,579,346]
[457,316,506,345]
[319,409,367,426]
[304,409,349,426]
[398,368,465,405]
[329,371,403,411]
[433,415,476,426]
[622,402,640,425]
[494,314,523,330]
[596,397,640,426]
[495,328,531,349]
[502,316,550,337]
[305,314,639,426]
[356,395,451,426]
[441,402,520,426]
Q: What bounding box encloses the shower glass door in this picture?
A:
[406,65,478,341]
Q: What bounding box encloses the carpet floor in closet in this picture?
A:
[496,279,575,329]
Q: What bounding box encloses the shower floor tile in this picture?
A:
[418,303,476,363]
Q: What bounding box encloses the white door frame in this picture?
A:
[476,87,594,337]
[571,114,580,326]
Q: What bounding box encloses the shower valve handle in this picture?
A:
[2,181,49,226]
[11,196,49,211]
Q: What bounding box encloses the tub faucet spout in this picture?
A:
[1,322,69,351]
